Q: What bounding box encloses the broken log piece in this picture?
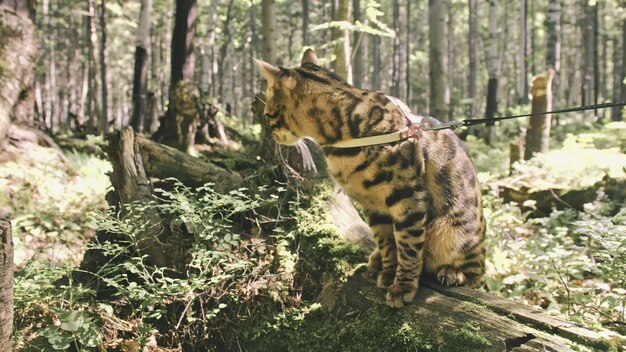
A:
[0,219,13,351]
[425,283,626,350]
[107,128,186,269]
[499,176,626,217]
[509,137,524,175]
[312,267,621,351]
[326,187,374,250]
[135,133,243,193]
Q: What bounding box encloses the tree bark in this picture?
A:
[468,0,478,117]
[261,0,276,63]
[518,0,529,104]
[352,0,362,88]
[131,0,153,134]
[170,0,197,91]
[99,0,109,134]
[524,69,554,160]
[334,0,351,83]
[428,0,448,121]
[545,0,561,105]
[484,0,500,143]
[371,35,381,90]
[0,219,13,351]
[618,2,626,121]
[391,0,401,97]
[0,3,37,140]
[302,0,309,47]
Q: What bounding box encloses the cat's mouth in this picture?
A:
[273,130,301,145]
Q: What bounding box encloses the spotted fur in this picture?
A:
[255,49,486,308]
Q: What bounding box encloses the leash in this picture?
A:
[328,100,626,148]
[424,100,626,131]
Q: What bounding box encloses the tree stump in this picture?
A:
[525,69,555,160]
[0,219,13,351]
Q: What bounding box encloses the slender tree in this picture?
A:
[170,0,197,90]
[468,0,478,116]
[484,0,500,143]
[391,0,401,97]
[353,0,363,88]
[131,0,153,133]
[261,0,276,63]
[618,1,626,121]
[99,0,109,134]
[302,0,309,47]
[518,0,529,104]
[428,0,448,120]
[334,0,352,83]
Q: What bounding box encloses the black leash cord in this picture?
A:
[459,100,626,127]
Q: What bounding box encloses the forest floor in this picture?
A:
[2,117,625,351]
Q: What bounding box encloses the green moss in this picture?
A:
[249,304,435,352]
[439,322,492,352]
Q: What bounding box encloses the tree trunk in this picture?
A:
[153,0,198,153]
[85,0,99,133]
[261,0,276,63]
[618,2,626,121]
[428,0,448,120]
[484,0,500,144]
[0,3,37,140]
[170,0,197,91]
[391,0,401,97]
[404,0,411,103]
[468,0,478,117]
[518,0,529,104]
[352,0,363,88]
[612,35,623,121]
[99,0,109,134]
[131,0,153,134]
[371,35,381,90]
[0,219,13,351]
[545,0,561,102]
[302,0,309,47]
[524,69,555,160]
[581,0,594,107]
[334,0,351,83]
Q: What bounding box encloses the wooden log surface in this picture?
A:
[0,219,13,351]
[317,266,625,351]
[136,133,243,193]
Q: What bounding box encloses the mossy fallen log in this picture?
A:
[499,176,626,217]
[252,266,624,351]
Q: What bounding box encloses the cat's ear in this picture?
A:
[301,49,319,66]
[254,58,281,81]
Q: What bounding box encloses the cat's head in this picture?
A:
[254,49,344,145]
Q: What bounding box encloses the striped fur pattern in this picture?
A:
[255,49,486,308]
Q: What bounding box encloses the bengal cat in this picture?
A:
[255,49,486,308]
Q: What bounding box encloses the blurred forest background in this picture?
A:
[1,0,626,351]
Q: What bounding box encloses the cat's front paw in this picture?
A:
[367,250,383,272]
[376,269,396,288]
[436,265,465,286]
[385,281,418,308]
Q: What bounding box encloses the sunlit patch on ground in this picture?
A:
[0,141,111,266]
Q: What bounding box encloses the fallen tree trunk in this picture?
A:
[499,176,626,217]
[80,127,244,272]
[306,266,624,351]
[136,133,242,193]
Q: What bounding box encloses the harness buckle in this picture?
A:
[400,123,421,140]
